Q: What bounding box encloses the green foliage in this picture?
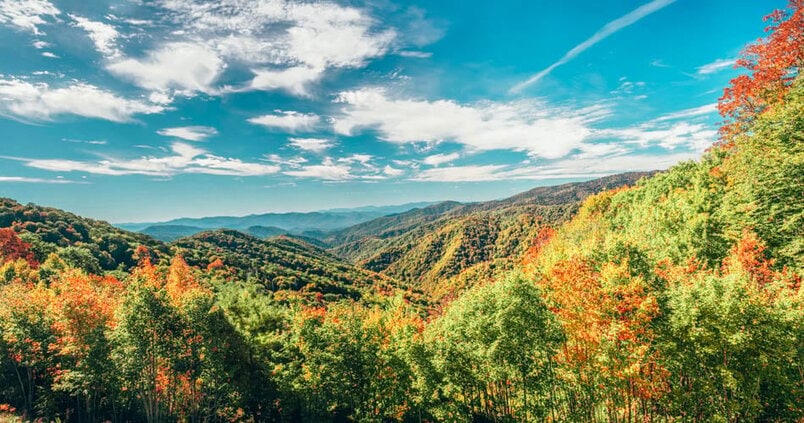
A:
[425,273,564,421]
[661,272,802,421]
[0,198,168,271]
[174,229,402,301]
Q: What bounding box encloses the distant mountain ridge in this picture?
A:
[117,201,437,241]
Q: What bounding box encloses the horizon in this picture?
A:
[10,172,618,225]
[0,0,784,222]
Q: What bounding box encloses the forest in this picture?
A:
[0,1,802,422]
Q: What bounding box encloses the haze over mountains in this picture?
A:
[116,173,654,243]
[116,202,436,241]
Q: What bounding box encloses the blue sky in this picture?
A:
[0,0,784,222]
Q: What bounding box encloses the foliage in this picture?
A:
[0,4,801,420]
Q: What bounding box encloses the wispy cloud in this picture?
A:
[289,138,333,153]
[383,165,404,177]
[654,103,718,121]
[411,165,508,182]
[69,14,120,58]
[411,152,696,182]
[0,78,165,122]
[398,50,432,59]
[62,138,107,145]
[14,142,280,177]
[0,176,87,184]
[334,88,608,159]
[422,152,460,166]
[249,66,324,97]
[249,110,320,132]
[157,126,218,142]
[510,0,676,93]
[107,42,225,96]
[600,122,717,152]
[283,157,354,181]
[0,0,59,34]
[696,58,736,75]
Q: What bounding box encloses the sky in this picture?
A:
[0,0,786,222]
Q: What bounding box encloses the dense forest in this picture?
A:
[0,1,802,422]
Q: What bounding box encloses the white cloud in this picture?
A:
[422,152,459,166]
[288,137,332,153]
[696,58,736,75]
[31,39,49,48]
[504,152,697,180]
[284,157,353,180]
[338,154,373,165]
[511,0,676,92]
[284,2,395,69]
[107,42,225,95]
[334,88,607,159]
[0,176,86,184]
[150,0,400,97]
[62,138,107,145]
[411,165,509,182]
[601,122,717,152]
[249,66,324,97]
[0,78,165,122]
[249,110,319,132]
[397,50,432,59]
[654,103,718,121]
[22,142,280,177]
[263,154,308,168]
[70,14,121,58]
[157,126,218,141]
[411,152,696,182]
[0,0,59,34]
[41,51,57,58]
[383,165,404,177]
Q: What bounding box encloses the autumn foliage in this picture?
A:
[719,0,804,139]
[0,228,36,267]
[0,2,802,422]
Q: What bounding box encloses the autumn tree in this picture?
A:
[0,228,36,267]
[719,0,804,138]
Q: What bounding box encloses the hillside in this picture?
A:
[329,172,652,292]
[171,230,403,301]
[326,172,652,249]
[0,197,168,271]
[0,199,401,302]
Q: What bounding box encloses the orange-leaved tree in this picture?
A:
[719,0,804,139]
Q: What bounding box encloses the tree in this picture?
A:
[427,273,564,421]
[47,270,122,421]
[0,228,36,267]
[719,0,804,139]
[111,262,182,423]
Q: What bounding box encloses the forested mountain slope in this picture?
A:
[330,172,652,292]
[171,230,403,301]
[0,199,401,302]
[0,197,168,271]
[326,172,651,248]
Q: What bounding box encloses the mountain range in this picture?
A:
[0,172,651,299]
[115,202,437,241]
